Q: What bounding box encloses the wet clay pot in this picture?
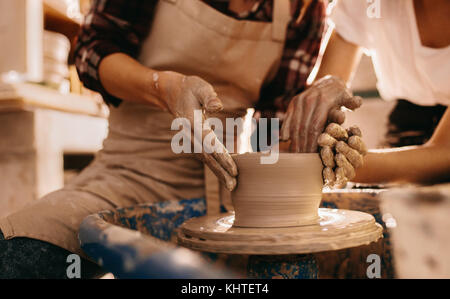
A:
[231,152,323,228]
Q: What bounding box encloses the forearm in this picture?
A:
[356,109,450,184]
[354,145,450,184]
[314,30,363,84]
[98,53,168,109]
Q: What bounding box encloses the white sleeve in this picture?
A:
[330,0,372,49]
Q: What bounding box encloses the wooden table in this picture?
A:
[0,82,108,218]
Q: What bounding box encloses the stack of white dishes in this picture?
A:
[43,30,71,93]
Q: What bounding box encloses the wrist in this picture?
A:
[156,70,185,106]
[143,69,161,98]
[141,69,173,109]
[157,71,182,93]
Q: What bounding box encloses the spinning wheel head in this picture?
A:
[178,208,383,255]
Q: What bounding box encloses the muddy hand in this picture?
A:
[318,123,367,188]
[159,71,238,191]
[280,75,362,153]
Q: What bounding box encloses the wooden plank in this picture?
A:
[0,82,108,117]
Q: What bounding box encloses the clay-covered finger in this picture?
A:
[338,95,363,111]
[347,125,362,137]
[211,151,238,177]
[323,167,336,186]
[320,146,335,168]
[203,97,223,113]
[289,97,304,152]
[336,141,363,169]
[334,167,348,188]
[335,153,356,180]
[317,133,338,148]
[325,123,348,141]
[192,79,223,113]
[348,135,367,155]
[297,93,318,153]
[304,94,329,153]
[202,126,238,177]
[280,105,294,141]
[328,108,345,125]
[202,153,237,191]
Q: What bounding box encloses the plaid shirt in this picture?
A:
[74,0,327,112]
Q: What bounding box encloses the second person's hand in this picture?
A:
[318,123,367,187]
[280,75,363,153]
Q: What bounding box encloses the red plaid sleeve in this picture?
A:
[74,0,157,106]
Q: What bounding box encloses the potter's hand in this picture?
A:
[280,75,362,153]
[318,124,367,188]
[159,71,238,191]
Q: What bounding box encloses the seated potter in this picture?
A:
[0,0,329,278]
[280,0,450,185]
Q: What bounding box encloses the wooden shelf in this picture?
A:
[0,82,108,118]
[43,1,81,25]
[44,1,82,61]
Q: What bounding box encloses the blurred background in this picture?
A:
[0,0,108,219]
[0,0,390,217]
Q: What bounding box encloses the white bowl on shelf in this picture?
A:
[44,30,70,63]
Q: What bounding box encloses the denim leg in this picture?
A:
[0,230,105,279]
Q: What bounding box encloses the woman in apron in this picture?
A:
[0,0,331,278]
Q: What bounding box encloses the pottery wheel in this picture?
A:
[177,208,383,255]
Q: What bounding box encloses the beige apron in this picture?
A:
[0,0,291,256]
